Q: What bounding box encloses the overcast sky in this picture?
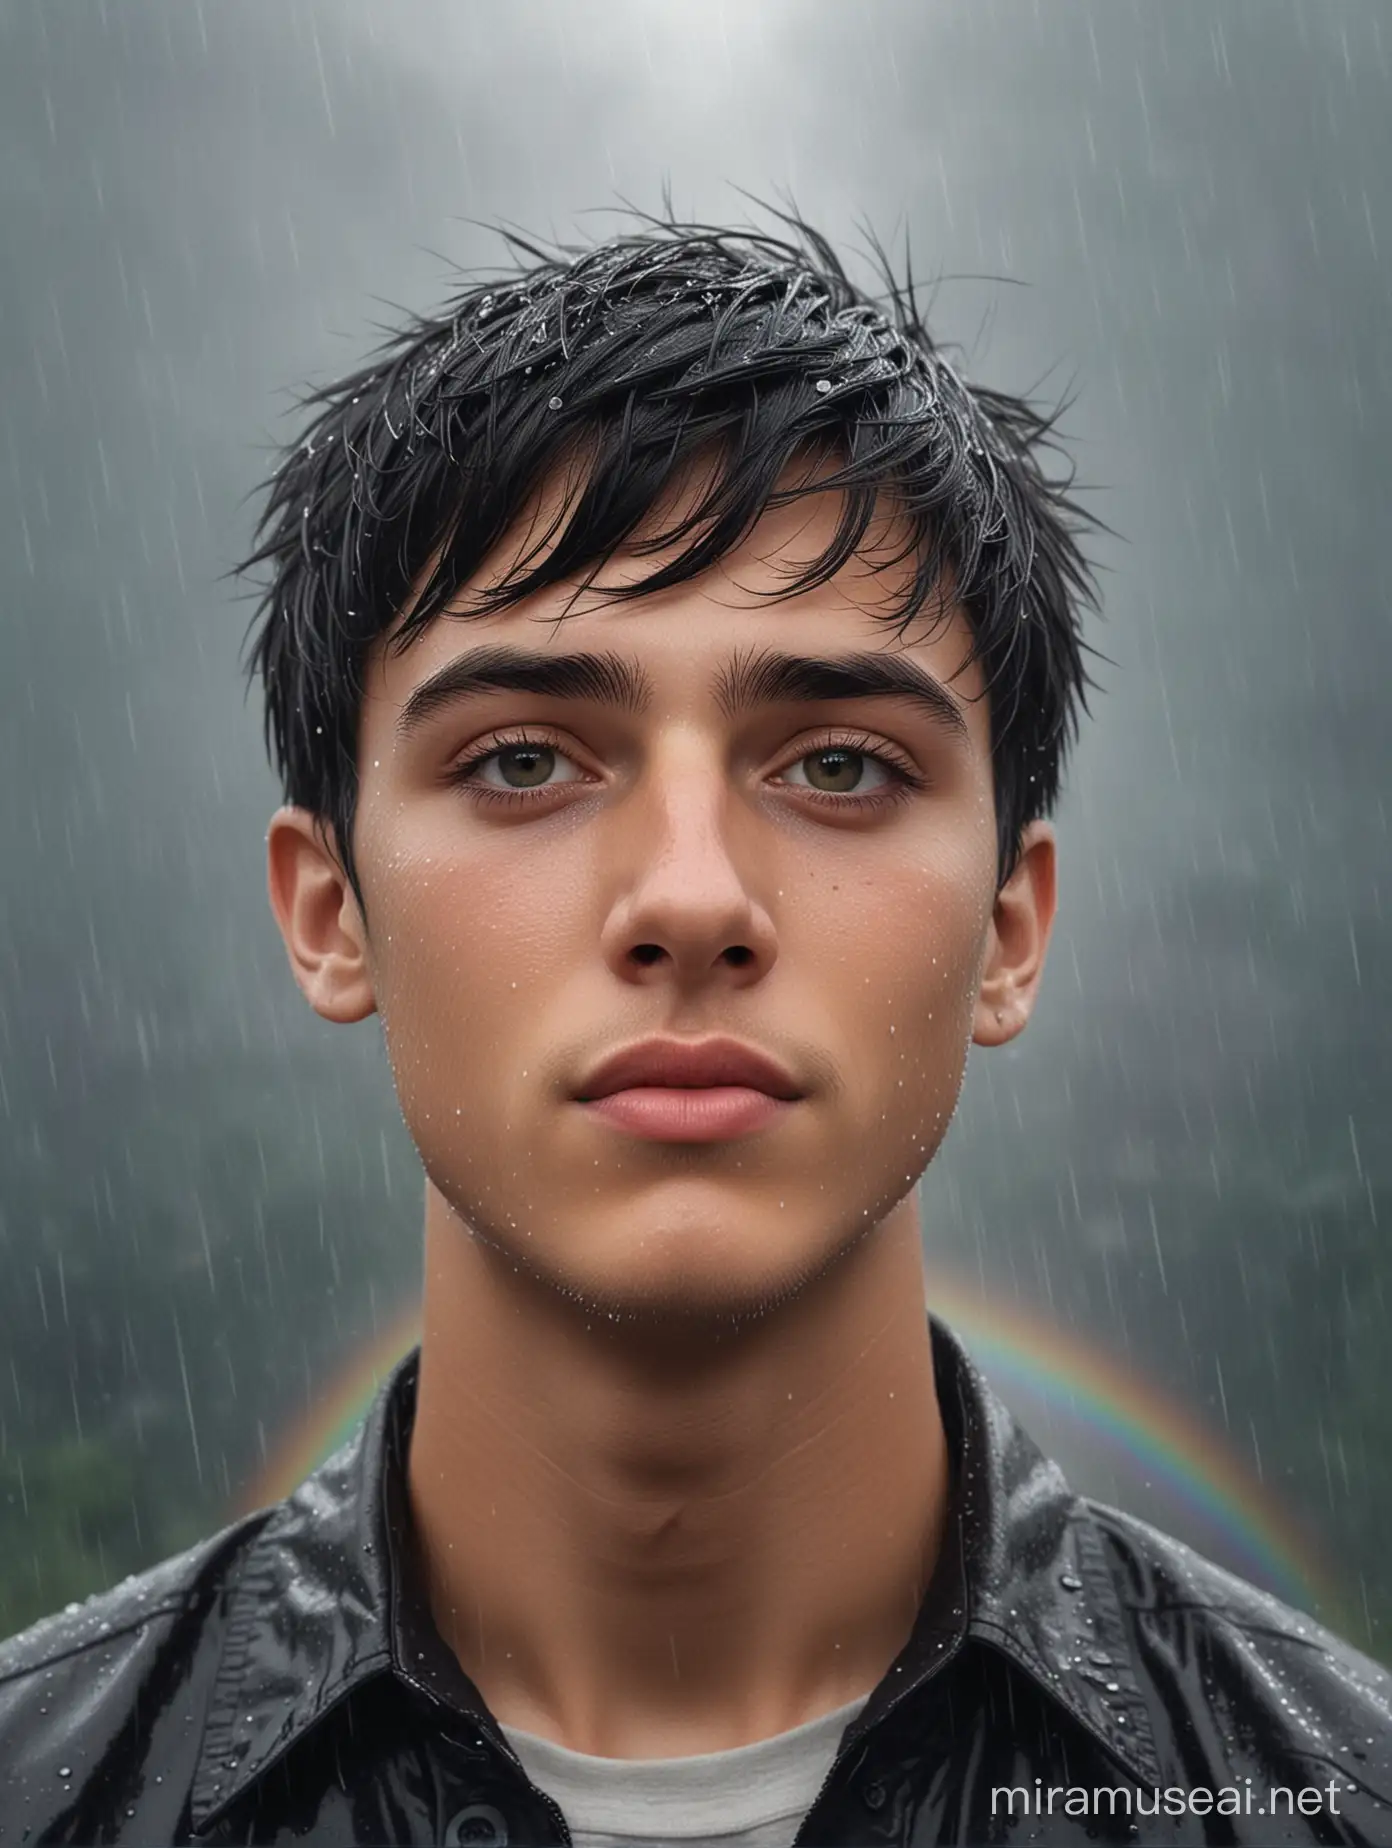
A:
[1,0,1387,1642]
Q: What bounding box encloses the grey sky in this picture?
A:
[0,0,1387,1642]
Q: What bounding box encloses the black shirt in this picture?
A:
[1,1318,1390,1845]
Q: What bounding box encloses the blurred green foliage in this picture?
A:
[0,1438,148,1637]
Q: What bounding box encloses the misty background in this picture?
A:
[0,0,1387,1653]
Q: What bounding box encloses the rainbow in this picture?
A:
[238,1271,1340,1626]
[919,1276,1341,1623]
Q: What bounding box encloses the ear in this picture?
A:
[265,806,377,1024]
[972,820,1057,1047]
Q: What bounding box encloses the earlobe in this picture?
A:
[265,806,377,1024]
[972,821,1057,1048]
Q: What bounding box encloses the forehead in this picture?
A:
[364,463,988,731]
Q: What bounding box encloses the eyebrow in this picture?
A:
[395,645,971,745]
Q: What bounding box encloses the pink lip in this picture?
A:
[580,1085,796,1142]
[575,1036,805,1102]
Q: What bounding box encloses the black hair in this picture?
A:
[239,205,1104,909]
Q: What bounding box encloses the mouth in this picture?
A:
[577,1084,799,1143]
[574,1035,806,1104]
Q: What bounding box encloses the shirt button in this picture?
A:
[444,1802,511,1845]
[862,1779,888,1811]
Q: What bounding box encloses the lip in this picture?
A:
[574,1036,806,1102]
[580,1086,795,1143]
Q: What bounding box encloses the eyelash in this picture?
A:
[445,727,927,812]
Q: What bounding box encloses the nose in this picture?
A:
[598,739,779,992]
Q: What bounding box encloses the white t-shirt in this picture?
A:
[500,1692,872,1848]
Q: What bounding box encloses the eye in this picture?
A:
[781,745,898,798]
[776,733,926,812]
[446,727,925,814]
[447,731,586,803]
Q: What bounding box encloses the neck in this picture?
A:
[405,1188,949,1759]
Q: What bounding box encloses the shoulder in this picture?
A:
[0,1512,266,1685]
[1084,1498,1392,1761]
[1085,1496,1389,1686]
[0,1509,271,1826]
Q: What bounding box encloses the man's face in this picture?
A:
[302,478,1032,1323]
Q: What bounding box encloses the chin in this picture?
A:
[515,1225,866,1334]
[431,1175,896,1331]
[551,1280,813,1338]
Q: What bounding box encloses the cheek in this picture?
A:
[363,839,578,1069]
[855,858,992,1078]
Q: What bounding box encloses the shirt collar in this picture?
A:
[190,1315,1158,1834]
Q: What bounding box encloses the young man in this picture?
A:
[1,216,1388,1846]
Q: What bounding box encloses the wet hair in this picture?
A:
[238,205,1104,908]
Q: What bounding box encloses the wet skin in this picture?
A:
[267,473,1056,1756]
